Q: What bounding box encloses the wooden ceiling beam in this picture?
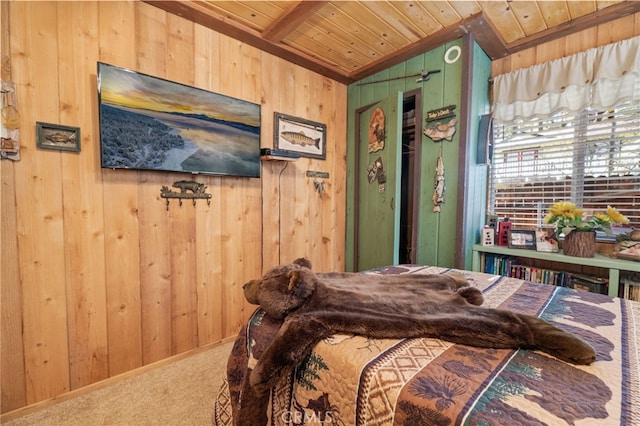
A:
[262,1,329,42]
[143,1,640,85]
[142,0,352,84]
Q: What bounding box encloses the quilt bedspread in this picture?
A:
[214,265,640,425]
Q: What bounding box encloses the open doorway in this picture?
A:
[399,89,422,264]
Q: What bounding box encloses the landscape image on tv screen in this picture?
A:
[97,62,261,177]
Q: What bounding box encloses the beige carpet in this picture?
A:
[4,341,234,426]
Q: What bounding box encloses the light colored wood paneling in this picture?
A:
[98,1,144,378]
[537,1,571,28]
[0,0,25,413]
[14,2,71,404]
[57,1,109,390]
[509,1,548,36]
[2,1,346,415]
[165,13,199,357]
[193,29,224,347]
[1,162,26,413]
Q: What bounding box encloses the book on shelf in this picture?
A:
[571,274,608,295]
[480,253,572,288]
[622,273,640,301]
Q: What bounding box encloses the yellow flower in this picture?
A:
[544,201,630,235]
[549,201,576,217]
[606,206,629,224]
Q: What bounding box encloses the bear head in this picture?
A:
[243,257,318,319]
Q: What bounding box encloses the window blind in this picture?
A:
[489,101,640,235]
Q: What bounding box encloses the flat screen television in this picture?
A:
[97,62,261,178]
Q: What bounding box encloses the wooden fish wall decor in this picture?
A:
[432,154,445,212]
[423,105,457,142]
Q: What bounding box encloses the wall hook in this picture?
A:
[160,180,212,211]
[314,180,324,199]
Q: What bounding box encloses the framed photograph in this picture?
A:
[36,122,81,152]
[274,112,326,160]
[508,229,537,249]
[535,227,559,252]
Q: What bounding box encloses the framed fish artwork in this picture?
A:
[36,122,81,152]
[273,112,326,160]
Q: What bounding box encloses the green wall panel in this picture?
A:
[346,37,490,271]
[461,42,491,270]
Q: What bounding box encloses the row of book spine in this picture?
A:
[481,254,571,287]
[480,253,640,299]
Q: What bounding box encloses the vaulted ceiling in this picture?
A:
[145,1,640,84]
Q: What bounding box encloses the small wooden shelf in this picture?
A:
[472,244,640,298]
[260,155,298,162]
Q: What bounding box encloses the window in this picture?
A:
[489,101,640,235]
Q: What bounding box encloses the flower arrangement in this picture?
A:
[543,201,629,236]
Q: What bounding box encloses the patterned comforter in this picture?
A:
[213,265,640,425]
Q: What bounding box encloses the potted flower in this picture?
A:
[543,201,629,257]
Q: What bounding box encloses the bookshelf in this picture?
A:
[471,244,640,298]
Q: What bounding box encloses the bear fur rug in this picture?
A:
[238,258,596,424]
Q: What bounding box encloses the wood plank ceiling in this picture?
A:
[145,1,640,84]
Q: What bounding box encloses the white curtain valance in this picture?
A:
[493,36,640,122]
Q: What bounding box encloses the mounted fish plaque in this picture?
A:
[423,105,457,142]
[274,112,326,160]
[160,180,212,210]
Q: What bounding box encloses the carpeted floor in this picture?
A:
[3,341,234,426]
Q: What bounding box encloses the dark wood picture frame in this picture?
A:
[36,122,81,152]
[273,112,326,160]
[508,229,537,249]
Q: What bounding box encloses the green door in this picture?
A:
[356,92,403,271]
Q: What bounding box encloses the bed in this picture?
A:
[213,264,640,425]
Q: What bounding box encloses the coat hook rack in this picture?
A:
[307,170,329,199]
[160,180,212,211]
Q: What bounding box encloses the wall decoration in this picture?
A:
[535,227,559,252]
[274,112,326,160]
[160,180,212,210]
[368,107,385,153]
[432,153,445,212]
[306,170,330,199]
[612,229,640,262]
[36,121,81,152]
[508,229,537,249]
[98,62,261,178]
[367,156,386,185]
[616,242,640,262]
[423,105,457,142]
[1,81,20,160]
[444,45,462,64]
[356,69,440,86]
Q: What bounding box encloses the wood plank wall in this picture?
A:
[0,1,346,414]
